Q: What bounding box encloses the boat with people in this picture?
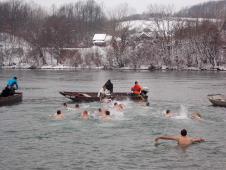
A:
[207,94,226,107]
[59,91,148,102]
[0,92,23,107]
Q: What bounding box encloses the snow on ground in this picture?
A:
[121,17,219,33]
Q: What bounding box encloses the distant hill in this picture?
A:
[176,0,226,18]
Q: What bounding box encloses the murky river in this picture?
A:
[0,69,226,170]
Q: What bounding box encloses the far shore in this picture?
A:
[1,65,226,71]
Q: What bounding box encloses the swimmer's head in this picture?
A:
[98,108,102,112]
[166,110,170,114]
[114,102,118,106]
[75,104,79,108]
[105,110,110,116]
[83,110,88,115]
[146,102,150,106]
[57,110,61,115]
[63,103,67,107]
[181,129,187,136]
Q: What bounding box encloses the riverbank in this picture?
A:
[1,64,226,71]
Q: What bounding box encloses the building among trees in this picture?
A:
[92,34,112,46]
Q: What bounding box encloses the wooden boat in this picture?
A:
[207,94,226,107]
[59,91,148,102]
[0,92,23,107]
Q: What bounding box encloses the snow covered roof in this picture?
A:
[93,34,106,41]
[139,32,152,38]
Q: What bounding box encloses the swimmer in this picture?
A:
[119,103,126,110]
[191,112,202,121]
[50,110,65,120]
[113,102,124,112]
[102,110,111,121]
[75,104,80,108]
[97,108,105,116]
[164,109,175,117]
[155,129,205,146]
[63,103,67,108]
[81,110,89,120]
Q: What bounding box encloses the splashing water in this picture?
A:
[174,105,189,119]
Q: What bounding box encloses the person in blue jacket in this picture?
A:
[7,76,18,90]
[0,77,18,97]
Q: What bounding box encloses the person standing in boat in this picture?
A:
[7,76,19,94]
[97,80,113,99]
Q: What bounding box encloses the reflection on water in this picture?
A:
[0,70,226,169]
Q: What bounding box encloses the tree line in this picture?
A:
[1,0,226,70]
[0,0,106,48]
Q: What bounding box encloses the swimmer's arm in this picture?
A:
[155,136,179,143]
[192,138,205,143]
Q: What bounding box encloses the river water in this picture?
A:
[0,70,226,170]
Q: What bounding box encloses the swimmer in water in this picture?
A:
[155,129,205,146]
[63,103,67,108]
[97,108,105,116]
[102,110,111,121]
[113,102,124,112]
[75,104,80,108]
[191,112,202,121]
[164,109,175,117]
[50,110,65,120]
[81,110,89,120]
[119,103,126,110]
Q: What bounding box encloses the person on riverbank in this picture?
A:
[50,110,65,120]
[155,129,205,146]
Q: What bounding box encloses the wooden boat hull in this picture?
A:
[59,91,148,102]
[207,94,226,107]
[0,92,23,107]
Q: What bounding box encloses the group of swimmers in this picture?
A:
[50,101,126,121]
[164,109,202,121]
[49,78,206,147]
[50,103,206,147]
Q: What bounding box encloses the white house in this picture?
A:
[93,34,112,46]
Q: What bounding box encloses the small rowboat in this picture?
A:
[0,92,23,107]
[207,94,226,107]
[59,91,148,102]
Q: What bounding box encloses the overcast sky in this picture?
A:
[1,0,218,13]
